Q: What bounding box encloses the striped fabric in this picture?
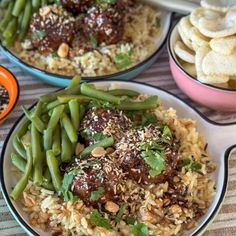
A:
[1,3,236,235]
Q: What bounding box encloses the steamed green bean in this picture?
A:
[81,83,121,104]
[57,95,93,103]
[12,0,26,17]
[61,128,73,162]
[67,76,81,89]
[46,150,62,192]
[32,0,41,12]
[10,146,33,200]
[11,153,26,172]
[80,136,114,157]
[13,136,27,159]
[0,1,14,32]
[69,99,80,131]
[48,105,65,130]
[43,128,53,150]
[52,125,61,156]
[108,89,139,97]
[3,17,17,39]
[61,113,78,143]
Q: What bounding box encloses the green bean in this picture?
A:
[61,128,73,162]
[0,1,14,32]
[48,105,65,130]
[2,34,17,47]
[11,153,26,172]
[3,17,17,39]
[46,150,62,192]
[81,83,121,104]
[108,89,139,97]
[69,99,80,131]
[40,85,81,103]
[43,128,53,150]
[57,95,93,103]
[31,124,43,185]
[32,0,41,12]
[46,100,61,111]
[10,146,33,200]
[18,0,32,40]
[41,181,55,191]
[117,96,158,110]
[18,11,24,25]
[41,113,50,123]
[80,136,114,157]
[61,113,78,143]
[12,0,26,17]
[43,168,51,182]
[79,104,86,120]
[13,136,27,159]
[22,106,45,133]
[67,76,81,89]
[16,120,31,141]
[52,125,61,156]
[34,101,43,116]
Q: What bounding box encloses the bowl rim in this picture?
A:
[167,20,236,92]
[0,12,172,82]
[0,79,233,236]
[0,65,19,121]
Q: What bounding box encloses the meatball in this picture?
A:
[80,108,132,145]
[115,125,180,184]
[30,5,76,54]
[83,5,124,44]
[68,156,124,206]
[61,0,93,14]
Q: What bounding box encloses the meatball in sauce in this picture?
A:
[61,0,93,14]
[30,5,76,54]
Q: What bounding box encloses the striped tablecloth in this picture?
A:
[1,42,236,236]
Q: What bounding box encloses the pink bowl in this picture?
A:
[167,23,236,112]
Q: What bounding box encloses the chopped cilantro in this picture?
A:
[115,203,128,223]
[114,52,132,70]
[156,17,161,27]
[90,209,112,229]
[81,129,109,142]
[88,99,113,109]
[162,125,172,139]
[90,35,97,49]
[126,111,157,127]
[51,51,58,58]
[90,187,105,201]
[141,150,165,177]
[182,158,192,167]
[191,162,202,171]
[140,141,165,152]
[126,216,136,225]
[32,30,46,40]
[59,169,81,202]
[181,158,202,172]
[132,222,149,236]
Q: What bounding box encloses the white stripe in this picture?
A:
[0,220,20,229]
[0,226,25,235]
[209,219,236,230]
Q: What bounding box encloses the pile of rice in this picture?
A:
[21,103,216,236]
[10,4,161,77]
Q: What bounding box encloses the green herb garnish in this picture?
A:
[132,222,149,236]
[191,162,202,171]
[126,111,157,127]
[162,125,172,139]
[59,169,81,202]
[81,129,109,142]
[90,35,97,49]
[156,17,161,27]
[115,202,128,223]
[181,158,202,171]
[114,52,132,70]
[141,150,165,177]
[90,209,112,229]
[90,187,105,201]
[32,30,46,40]
[140,141,165,152]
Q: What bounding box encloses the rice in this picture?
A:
[21,102,216,236]
[9,3,161,77]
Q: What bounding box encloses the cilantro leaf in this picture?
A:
[126,111,157,127]
[191,162,202,171]
[90,209,112,229]
[59,169,81,202]
[88,99,113,109]
[141,150,165,177]
[156,17,161,28]
[90,187,105,201]
[32,30,46,40]
[181,158,202,172]
[132,222,149,236]
[140,141,165,152]
[115,202,128,223]
[162,125,172,139]
[81,129,109,142]
[114,53,132,70]
[90,35,97,49]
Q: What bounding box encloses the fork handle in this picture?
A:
[150,0,199,14]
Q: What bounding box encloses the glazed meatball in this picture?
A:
[61,0,93,14]
[115,125,180,184]
[83,5,124,44]
[80,108,132,145]
[30,5,76,54]
[68,156,124,206]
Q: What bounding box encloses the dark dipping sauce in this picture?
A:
[64,108,180,207]
[0,85,9,114]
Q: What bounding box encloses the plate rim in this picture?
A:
[0,80,234,236]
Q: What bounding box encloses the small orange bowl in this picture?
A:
[0,66,19,124]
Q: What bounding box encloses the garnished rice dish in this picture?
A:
[10,80,216,236]
[3,0,161,77]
